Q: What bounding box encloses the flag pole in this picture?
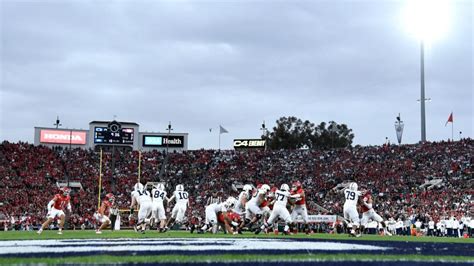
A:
[97,148,103,210]
[451,117,454,141]
[219,132,221,150]
[138,150,142,184]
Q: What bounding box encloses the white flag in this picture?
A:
[219,125,229,134]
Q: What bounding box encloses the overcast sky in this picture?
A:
[0,0,472,150]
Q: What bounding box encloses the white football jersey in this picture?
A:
[151,189,167,204]
[343,188,361,206]
[131,190,152,205]
[173,190,189,205]
[273,190,290,208]
[248,189,266,205]
[234,191,250,212]
[208,202,227,213]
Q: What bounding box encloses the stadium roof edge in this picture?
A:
[89,121,139,126]
[34,126,88,131]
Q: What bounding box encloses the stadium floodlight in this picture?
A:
[401,0,451,142]
[402,0,451,43]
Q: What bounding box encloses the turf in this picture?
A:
[0,230,472,243]
[0,230,472,264]
[0,253,473,264]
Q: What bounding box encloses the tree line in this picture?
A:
[263,116,354,150]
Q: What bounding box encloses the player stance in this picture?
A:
[360,189,392,236]
[165,184,189,230]
[343,182,362,237]
[95,193,115,234]
[37,187,72,235]
[130,182,152,233]
[218,210,242,234]
[151,183,168,232]
[234,184,253,233]
[290,181,310,234]
[256,184,296,235]
[244,184,270,231]
[202,196,237,234]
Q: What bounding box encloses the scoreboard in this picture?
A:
[94,126,134,144]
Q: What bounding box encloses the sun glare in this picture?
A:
[402,0,451,42]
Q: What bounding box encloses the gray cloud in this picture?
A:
[1,0,472,149]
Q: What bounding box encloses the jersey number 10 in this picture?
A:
[178,192,188,200]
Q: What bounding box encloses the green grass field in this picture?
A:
[1,230,472,242]
[0,230,473,265]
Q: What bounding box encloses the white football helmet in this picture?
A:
[349,182,358,191]
[261,184,270,192]
[280,184,290,191]
[243,184,253,192]
[134,183,144,192]
[176,184,184,191]
[225,196,237,209]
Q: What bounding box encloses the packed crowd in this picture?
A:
[0,139,472,234]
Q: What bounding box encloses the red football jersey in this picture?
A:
[228,212,241,222]
[361,192,372,213]
[218,213,225,224]
[99,200,112,216]
[218,212,241,224]
[292,188,306,205]
[52,194,71,210]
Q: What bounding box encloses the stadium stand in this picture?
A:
[0,139,472,235]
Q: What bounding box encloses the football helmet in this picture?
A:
[61,187,71,196]
[243,184,253,192]
[225,196,237,209]
[280,184,290,191]
[106,193,115,203]
[261,184,270,192]
[349,182,358,191]
[157,183,165,191]
[134,183,144,192]
[176,184,184,191]
[292,181,302,191]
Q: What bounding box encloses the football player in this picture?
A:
[218,210,242,233]
[234,184,253,233]
[234,184,253,215]
[257,184,297,235]
[130,182,152,233]
[202,197,238,234]
[165,184,189,230]
[359,189,392,236]
[37,187,72,235]
[95,193,115,234]
[151,183,168,232]
[244,184,271,231]
[290,181,310,234]
[343,182,362,237]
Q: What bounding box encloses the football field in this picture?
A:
[0,230,473,265]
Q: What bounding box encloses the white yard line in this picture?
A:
[0,238,389,255]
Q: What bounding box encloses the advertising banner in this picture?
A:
[294,215,337,223]
[40,130,87,145]
[233,139,266,149]
[143,135,184,148]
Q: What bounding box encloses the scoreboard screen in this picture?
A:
[94,127,134,144]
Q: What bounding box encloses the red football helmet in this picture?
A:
[105,193,115,203]
[61,187,71,196]
[292,181,302,191]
